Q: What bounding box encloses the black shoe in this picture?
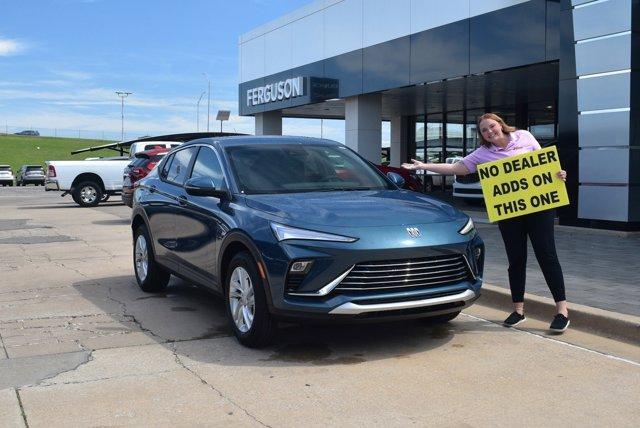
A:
[549,313,570,332]
[503,311,526,327]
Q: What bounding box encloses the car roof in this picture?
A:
[182,135,343,149]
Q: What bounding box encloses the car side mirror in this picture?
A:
[184,176,229,199]
[386,172,405,188]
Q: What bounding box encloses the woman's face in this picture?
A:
[479,118,504,143]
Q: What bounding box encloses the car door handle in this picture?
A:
[178,195,188,206]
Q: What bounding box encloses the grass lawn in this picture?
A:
[0,135,121,172]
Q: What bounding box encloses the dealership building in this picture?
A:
[238,0,639,231]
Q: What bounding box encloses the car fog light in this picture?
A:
[475,247,482,262]
[290,260,313,274]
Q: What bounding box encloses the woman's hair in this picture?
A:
[477,113,516,147]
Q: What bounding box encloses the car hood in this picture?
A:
[244,190,465,228]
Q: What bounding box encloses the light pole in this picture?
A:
[202,73,211,132]
[115,91,132,141]
[196,91,206,132]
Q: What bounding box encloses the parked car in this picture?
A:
[131,136,484,347]
[45,157,131,207]
[453,172,484,204]
[122,148,169,207]
[129,141,182,158]
[0,165,15,186]
[14,130,40,136]
[16,165,45,186]
[375,164,423,191]
[417,156,463,191]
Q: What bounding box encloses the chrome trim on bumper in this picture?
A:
[328,289,477,315]
[462,254,476,281]
[287,266,355,297]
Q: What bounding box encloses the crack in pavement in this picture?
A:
[170,343,272,428]
[105,286,166,342]
[15,388,29,428]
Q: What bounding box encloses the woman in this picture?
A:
[402,113,569,332]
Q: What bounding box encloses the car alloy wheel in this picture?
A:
[80,185,98,204]
[228,266,255,333]
[134,234,149,283]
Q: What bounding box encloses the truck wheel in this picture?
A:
[133,225,170,292]
[225,252,277,348]
[73,181,102,207]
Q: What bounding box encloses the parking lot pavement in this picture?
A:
[1,187,639,427]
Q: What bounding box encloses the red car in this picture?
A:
[376,164,424,191]
[121,148,169,207]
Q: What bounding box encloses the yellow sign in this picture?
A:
[478,146,570,222]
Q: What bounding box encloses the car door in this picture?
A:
[145,147,198,272]
[172,145,230,291]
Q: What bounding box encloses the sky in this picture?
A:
[0,0,371,143]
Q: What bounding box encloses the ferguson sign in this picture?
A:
[246,76,305,107]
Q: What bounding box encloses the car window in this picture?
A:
[165,147,197,186]
[190,147,225,187]
[26,166,43,172]
[226,144,390,194]
[0,167,11,172]
[161,154,174,178]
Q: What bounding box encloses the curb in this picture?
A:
[478,283,640,344]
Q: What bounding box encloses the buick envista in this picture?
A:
[131,136,484,347]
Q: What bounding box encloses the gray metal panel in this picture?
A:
[579,148,629,183]
[572,0,631,41]
[578,111,630,147]
[577,73,630,112]
[575,34,631,76]
[578,185,629,221]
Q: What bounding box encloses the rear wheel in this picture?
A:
[133,225,170,292]
[225,252,276,348]
[73,181,102,207]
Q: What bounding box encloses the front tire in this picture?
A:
[133,225,170,292]
[73,181,102,207]
[225,252,276,348]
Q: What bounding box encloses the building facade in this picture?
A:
[239,0,640,230]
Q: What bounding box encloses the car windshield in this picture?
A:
[226,144,390,194]
[26,166,43,172]
[0,166,11,172]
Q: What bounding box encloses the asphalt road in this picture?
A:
[1,187,639,427]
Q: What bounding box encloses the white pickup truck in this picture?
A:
[45,157,131,207]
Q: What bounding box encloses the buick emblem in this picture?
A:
[406,227,421,238]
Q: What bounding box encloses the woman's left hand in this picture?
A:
[557,170,567,182]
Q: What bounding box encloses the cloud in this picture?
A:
[0,38,26,56]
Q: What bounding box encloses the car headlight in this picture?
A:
[270,223,358,243]
[458,218,475,235]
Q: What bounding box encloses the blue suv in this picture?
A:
[131,136,484,347]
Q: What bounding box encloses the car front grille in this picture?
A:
[336,254,473,292]
[455,173,480,184]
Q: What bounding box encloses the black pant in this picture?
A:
[497,209,566,303]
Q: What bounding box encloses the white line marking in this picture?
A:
[462,313,640,367]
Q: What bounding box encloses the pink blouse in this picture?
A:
[461,130,542,173]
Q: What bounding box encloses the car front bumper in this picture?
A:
[259,228,484,322]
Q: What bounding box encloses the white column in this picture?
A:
[390,116,407,167]
[345,93,381,163]
[255,111,282,135]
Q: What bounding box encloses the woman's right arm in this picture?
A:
[401,159,471,176]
